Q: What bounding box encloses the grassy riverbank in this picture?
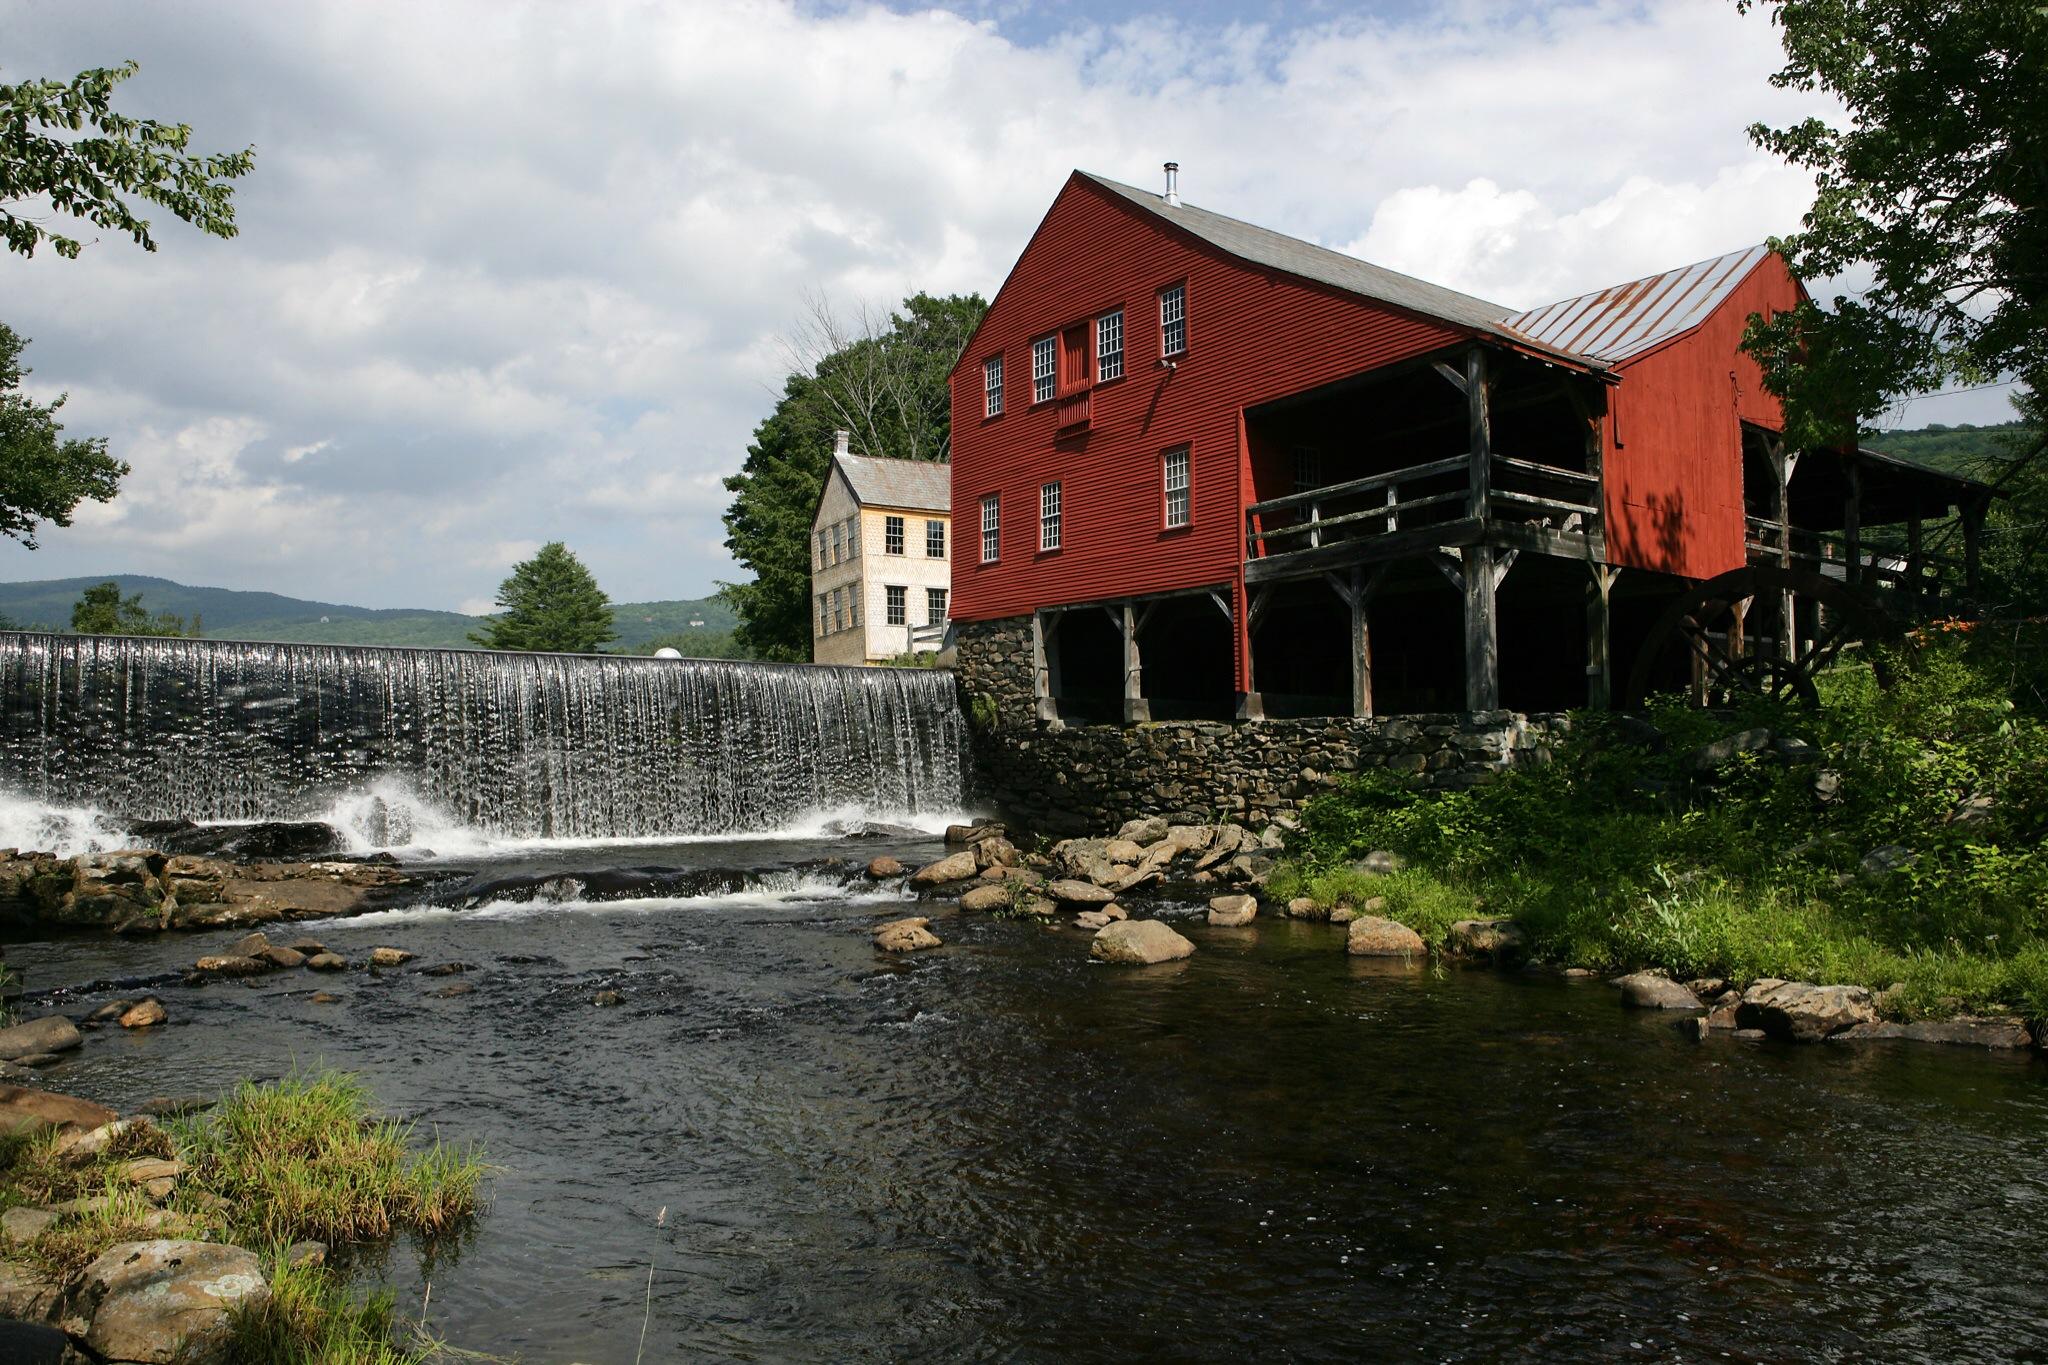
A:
[1270,628,2048,1021]
[0,1070,487,1363]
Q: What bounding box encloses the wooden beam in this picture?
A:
[1432,360,1468,396]
[1242,517,1487,584]
[1426,550,1464,592]
[1464,543,1500,711]
[1121,600,1149,725]
[1031,610,1055,722]
[1351,568,1374,718]
[1466,347,1492,522]
[1585,564,1618,709]
[1491,548,1519,590]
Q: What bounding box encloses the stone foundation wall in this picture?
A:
[955,610,1565,836]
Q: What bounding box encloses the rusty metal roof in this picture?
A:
[1501,245,1772,364]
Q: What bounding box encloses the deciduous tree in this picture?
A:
[69,581,192,637]
[0,324,127,548]
[469,542,618,654]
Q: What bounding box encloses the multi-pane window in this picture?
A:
[927,587,948,624]
[815,530,827,570]
[846,518,859,557]
[1040,481,1062,551]
[925,519,945,558]
[886,585,907,626]
[817,594,828,636]
[1031,336,1056,403]
[980,494,1000,563]
[1159,283,1186,357]
[885,515,904,555]
[1096,309,1124,382]
[831,522,844,565]
[1164,447,1190,528]
[983,355,1004,417]
[1294,446,1321,492]
[830,587,843,632]
[848,590,859,628]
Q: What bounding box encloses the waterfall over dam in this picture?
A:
[0,633,969,842]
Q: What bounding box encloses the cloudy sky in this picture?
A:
[0,0,2020,612]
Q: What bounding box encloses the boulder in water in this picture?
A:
[909,851,978,887]
[1045,879,1114,908]
[1445,918,1528,961]
[0,1016,81,1062]
[865,856,903,880]
[369,947,414,968]
[1735,979,1878,1041]
[305,952,346,972]
[958,884,1013,914]
[1347,916,1424,957]
[137,820,347,861]
[1206,894,1257,927]
[71,1239,269,1364]
[193,955,266,977]
[873,917,942,953]
[119,1000,167,1030]
[0,1085,114,1138]
[1614,973,1702,1011]
[1090,919,1194,966]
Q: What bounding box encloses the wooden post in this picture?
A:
[1328,570,1377,718]
[1586,565,1617,709]
[1464,544,1499,711]
[1775,442,1799,660]
[1843,459,1863,588]
[1121,601,1149,725]
[1032,610,1057,723]
[1465,347,1492,522]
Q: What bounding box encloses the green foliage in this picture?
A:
[220,1257,427,1365]
[69,579,193,636]
[1279,632,2048,1018]
[966,692,998,732]
[638,629,750,660]
[1736,1,2046,445]
[468,541,616,654]
[0,325,128,550]
[1,60,255,260]
[721,292,986,661]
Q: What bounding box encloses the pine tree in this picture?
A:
[468,542,617,653]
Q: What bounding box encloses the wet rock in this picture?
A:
[1116,817,1169,846]
[280,937,327,956]
[909,851,979,887]
[592,989,623,1007]
[0,1259,63,1321]
[14,1053,64,1070]
[0,1206,56,1246]
[1736,979,1878,1042]
[0,1015,81,1062]
[71,1239,269,1364]
[1674,1015,1710,1042]
[1284,897,1325,921]
[305,952,346,972]
[369,947,414,968]
[228,932,273,959]
[309,992,342,1005]
[87,999,135,1025]
[1350,850,1406,876]
[1090,920,1195,966]
[978,864,1040,885]
[1683,977,1729,1000]
[958,883,1013,914]
[1704,992,1742,1030]
[1829,1016,2033,1049]
[1346,916,1425,957]
[193,955,266,977]
[140,819,347,861]
[119,999,167,1030]
[432,982,475,999]
[1614,973,1702,1011]
[865,855,904,880]
[945,821,1005,846]
[973,837,1018,872]
[1445,918,1528,961]
[873,917,942,953]
[286,1240,327,1268]
[1206,894,1257,927]
[419,961,472,977]
[1045,879,1115,908]
[254,945,307,970]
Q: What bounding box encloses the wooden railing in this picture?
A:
[1744,516,1955,598]
[1245,453,1598,562]
[1055,391,1091,434]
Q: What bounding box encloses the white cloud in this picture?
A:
[0,0,2018,609]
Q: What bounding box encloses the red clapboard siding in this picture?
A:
[1601,253,1802,579]
[950,172,1469,665]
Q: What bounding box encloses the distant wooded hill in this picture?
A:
[1863,420,2029,479]
[0,574,740,655]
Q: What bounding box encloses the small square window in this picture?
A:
[1163,447,1190,528]
[1159,283,1186,358]
[886,584,906,626]
[1096,310,1123,382]
[1031,337,1056,404]
[983,355,1004,417]
[1040,481,1062,552]
[927,587,948,625]
[925,519,945,558]
[980,494,1000,563]
[885,515,904,555]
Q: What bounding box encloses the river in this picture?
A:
[14,829,2048,1364]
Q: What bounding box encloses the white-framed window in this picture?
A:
[925,519,945,558]
[983,355,1004,417]
[1159,282,1186,357]
[885,584,906,626]
[1163,447,1190,528]
[980,493,1000,563]
[1096,309,1123,382]
[927,587,948,624]
[1294,446,1321,492]
[1031,336,1056,404]
[884,515,904,555]
[1040,481,1062,551]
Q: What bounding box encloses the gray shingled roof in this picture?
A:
[1503,245,1772,364]
[1079,172,1604,371]
[835,451,950,512]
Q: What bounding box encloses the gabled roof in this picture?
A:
[1503,245,1773,365]
[1077,172,1601,372]
[834,451,950,513]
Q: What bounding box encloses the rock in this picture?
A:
[285,1240,327,1268]
[1258,824,1286,851]
[1045,879,1115,908]
[86,1000,135,1025]
[1328,906,1360,925]
[1015,897,1056,917]
[873,917,941,953]
[1736,979,1878,1042]
[972,836,1019,871]
[1812,768,1845,805]
[119,999,167,1029]
[1704,992,1741,1030]
[1285,897,1324,921]
[309,992,342,1005]
[909,851,979,887]
[1682,977,1729,1000]
[864,855,904,879]
[592,989,623,1007]
[1101,903,1127,921]
[1733,1028,1768,1042]
[1116,817,1169,845]
[229,932,272,959]
[1685,726,1775,772]
[958,884,1013,914]
[1206,894,1257,927]
[305,952,346,972]
[978,864,1040,884]
[1614,973,1703,1010]
[1074,910,1111,930]
[1948,794,1997,826]
[1164,825,1213,853]
[279,937,327,956]
[56,1117,159,1167]
[419,961,472,976]
[1090,919,1195,966]
[1674,1015,1710,1042]
[72,1239,270,1364]
[1829,1016,2034,1049]
[14,1053,64,1070]
[1221,853,1275,887]
[0,1016,81,1061]
[193,955,266,977]
[0,1259,63,1322]
[369,947,414,968]
[114,1158,184,1200]
[432,982,475,998]
[254,945,307,970]
[140,819,347,861]
[944,821,1004,846]
[1444,918,1528,960]
[1351,850,1406,876]
[1859,845,1917,879]
[0,1206,56,1246]
[1346,915,1426,957]
[1102,839,1145,865]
